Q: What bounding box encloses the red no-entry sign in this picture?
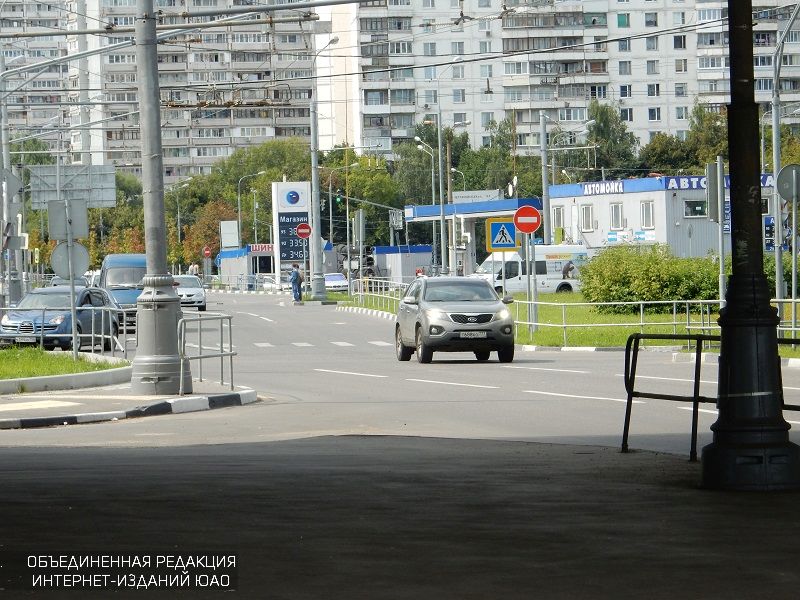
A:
[203,246,212,258]
[296,223,312,239]
[513,205,542,234]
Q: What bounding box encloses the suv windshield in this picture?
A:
[424,281,497,302]
[105,267,146,287]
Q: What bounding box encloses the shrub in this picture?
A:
[580,245,720,312]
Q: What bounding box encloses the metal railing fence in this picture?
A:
[177,312,236,396]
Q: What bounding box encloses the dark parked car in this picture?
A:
[0,286,119,351]
[395,276,515,363]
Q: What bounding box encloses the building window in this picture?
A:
[620,108,633,121]
[610,203,624,230]
[553,205,564,231]
[673,11,685,25]
[619,60,631,75]
[674,35,686,49]
[648,107,661,121]
[618,38,630,52]
[647,83,660,97]
[423,0,434,7]
[646,60,659,75]
[424,90,438,105]
[684,199,708,217]
[451,42,464,55]
[641,201,654,229]
[645,12,658,26]
[452,65,465,79]
[423,66,436,80]
[454,112,467,123]
[580,205,594,232]
[676,106,688,120]
[453,89,466,103]
[479,41,492,53]
[590,85,607,99]
[423,42,436,56]
[480,64,493,78]
[481,111,494,127]
[620,84,632,98]
[646,36,658,51]
[618,13,630,27]
[675,59,688,73]
[482,135,491,147]
[675,83,687,97]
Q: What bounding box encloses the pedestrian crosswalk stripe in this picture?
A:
[369,341,392,346]
[254,342,274,348]
[331,341,354,347]
[292,342,314,347]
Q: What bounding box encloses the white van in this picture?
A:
[473,244,591,294]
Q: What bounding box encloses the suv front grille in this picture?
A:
[449,313,492,324]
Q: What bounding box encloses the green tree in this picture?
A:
[637,132,696,175]
[183,200,237,263]
[587,100,639,179]
[686,103,728,168]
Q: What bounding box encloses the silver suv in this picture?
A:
[395,277,515,363]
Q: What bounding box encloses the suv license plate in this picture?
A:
[14,336,36,343]
[460,331,487,339]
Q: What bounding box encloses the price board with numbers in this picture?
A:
[278,212,309,261]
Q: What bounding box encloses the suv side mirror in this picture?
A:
[402,295,417,305]
[502,295,514,304]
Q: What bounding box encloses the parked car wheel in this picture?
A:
[415,327,433,364]
[474,350,490,361]
[69,326,84,352]
[396,326,413,362]
[497,345,515,363]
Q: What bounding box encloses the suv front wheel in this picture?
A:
[396,326,413,361]
[415,327,433,364]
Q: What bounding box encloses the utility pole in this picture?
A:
[130,0,191,394]
[701,0,800,489]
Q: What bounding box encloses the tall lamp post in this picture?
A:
[415,138,438,272]
[237,171,265,248]
[451,168,466,192]
[310,35,339,301]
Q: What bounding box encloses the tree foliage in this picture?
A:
[587,100,639,179]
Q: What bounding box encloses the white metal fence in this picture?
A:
[177,312,236,396]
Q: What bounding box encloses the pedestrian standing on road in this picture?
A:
[290,263,302,302]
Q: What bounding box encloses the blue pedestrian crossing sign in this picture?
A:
[485,218,519,252]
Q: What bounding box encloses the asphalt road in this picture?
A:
[6,291,800,456]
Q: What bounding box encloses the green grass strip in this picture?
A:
[0,347,125,380]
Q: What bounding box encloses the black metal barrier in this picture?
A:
[622,332,800,462]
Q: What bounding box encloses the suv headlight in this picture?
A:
[48,315,66,325]
[1,314,9,325]
[496,308,511,321]
[427,309,448,321]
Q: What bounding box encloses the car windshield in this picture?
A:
[424,282,497,302]
[16,292,72,309]
[106,267,146,287]
[325,274,346,282]
[174,276,201,287]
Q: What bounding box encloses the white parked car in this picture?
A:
[173,275,207,311]
[324,272,349,293]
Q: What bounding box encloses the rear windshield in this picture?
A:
[424,281,497,302]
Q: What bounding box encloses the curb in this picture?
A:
[0,388,260,430]
[0,354,132,395]
[336,305,395,320]
[208,289,290,296]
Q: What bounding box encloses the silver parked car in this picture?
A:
[395,276,515,363]
[173,275,207,311]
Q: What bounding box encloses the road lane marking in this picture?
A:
[369,341,392,347]
[522,389,641,404]
[0,400,80,412]
[254,342,274,348]
[677,406,717,415]
[504,366,590,374]
[259,316,275,323]
[331,342,354,347]
[314,369,388,378]
[406,379,499,389]
[615,374,716,385]
[292,342,314,347]
[186,342,234,351]
[333,322,347,325]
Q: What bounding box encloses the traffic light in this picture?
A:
[335,189,343,205]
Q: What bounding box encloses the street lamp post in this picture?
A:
[237,171,266,248]
[310,35,339,301]
[451,168,466,192]
[415,139,437,272]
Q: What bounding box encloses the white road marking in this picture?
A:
[616,374,716,385]
[504,366,590,374]
[406,379,499,389]
[369,341,392,347]
[314,369,388,378]
[331,342,354,347]
[0,400,80,412]
[522,389,641,404]
[259,316,274,323]
[677,406,717,415]
[254,342,274,348]
[292,342,314,347]
[333,322,347,325]
[186,342,234,351]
